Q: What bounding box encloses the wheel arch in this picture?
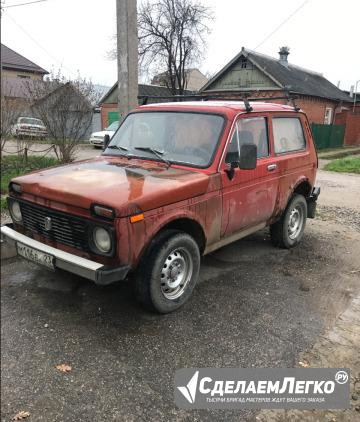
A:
[293,179,312,198]
[135,216,207,269]
[157,217,207,254]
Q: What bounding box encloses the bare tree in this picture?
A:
[0,81,24,153]
[27,71,99,162]
[109,0,212,95]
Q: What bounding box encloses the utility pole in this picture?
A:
[116,0,138,122]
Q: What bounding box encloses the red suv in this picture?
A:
[2,101,320,313]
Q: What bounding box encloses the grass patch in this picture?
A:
[324,156,360,174]
[1,155,60,209]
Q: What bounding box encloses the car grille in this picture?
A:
[20,201,90,251]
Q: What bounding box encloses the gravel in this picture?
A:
[317,205,360,232]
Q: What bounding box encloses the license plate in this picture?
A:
[17,242,55,270]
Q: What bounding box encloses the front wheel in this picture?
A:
[135,230,200,313]
[270,194,307,248]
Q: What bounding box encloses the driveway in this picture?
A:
[1,151,360,421]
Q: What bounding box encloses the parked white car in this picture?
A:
[89,121,119,148]
[12,117,47,138]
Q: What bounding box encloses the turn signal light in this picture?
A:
[92,205,115,219]
[9,183,22,194]
[130,213,144,223]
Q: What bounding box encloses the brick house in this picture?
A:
[200,47,359,145]
[99,83,193,129]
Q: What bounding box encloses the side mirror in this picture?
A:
[224,151,239,180]
[239,143,257,170]
[103,134,111,150]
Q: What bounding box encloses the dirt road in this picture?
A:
[1,145,360,421]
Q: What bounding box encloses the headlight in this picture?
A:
[93,227,111,253]
[10,201,22,223]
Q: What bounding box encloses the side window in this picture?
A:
[225,130,240,163]
[273,117,306,154]
[225,117,269,162]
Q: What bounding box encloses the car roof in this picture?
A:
[137,101,301,116]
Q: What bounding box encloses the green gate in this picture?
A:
[310,123,345,150]
[108,111,119,126]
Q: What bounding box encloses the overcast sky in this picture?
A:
[2,0,359,91]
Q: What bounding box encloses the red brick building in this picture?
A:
[200,47,360,145]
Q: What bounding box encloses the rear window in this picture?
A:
[273,117,305,154]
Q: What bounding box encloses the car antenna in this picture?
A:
[140,96,149,105]
[242,93,253,113]
[284,88,300,112]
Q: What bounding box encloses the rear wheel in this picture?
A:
[135,230,200,313]
[270,194,307,248]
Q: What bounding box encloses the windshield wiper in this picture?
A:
[107,145,129,151]
[134,146,171,167]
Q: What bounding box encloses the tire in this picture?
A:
[135,230,201,313]
[270,194,307,249]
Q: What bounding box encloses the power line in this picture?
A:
[2,0,48,9]
[4,11,77,77]
[254,0,309,50]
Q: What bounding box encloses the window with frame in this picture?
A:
[272,117,306,154]
[225,117,269,163]
[324,108,333,125]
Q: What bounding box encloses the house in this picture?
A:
[151,68,208,91]
[29,81,95,140]
[1,43,49,117]
[1,43,49,80]
[99,83,193,129]
[200,47,359,145]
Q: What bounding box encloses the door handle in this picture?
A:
[267,164,277,171]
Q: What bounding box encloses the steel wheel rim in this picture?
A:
[160,247,193,300]
[288,205,304,240]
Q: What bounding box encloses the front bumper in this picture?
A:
[16,130,47,137]
[89,138,104,145]
[1,224,131,285]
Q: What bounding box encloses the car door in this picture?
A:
[268,114,312,212]
[220,114,280,237]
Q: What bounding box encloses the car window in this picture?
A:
[273,117,305,154]
[225,117,268,163]
[19,117,44,126]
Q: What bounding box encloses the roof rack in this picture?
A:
[137,92,300,112]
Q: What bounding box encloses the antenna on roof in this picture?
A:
[284,88,300,112]
[140,96,149,105]
[242,92,253,113]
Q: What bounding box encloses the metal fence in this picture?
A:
[310,123,345,150]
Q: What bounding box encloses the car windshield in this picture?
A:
[19,117,44,126]
[104,112,225,167]
[106,121,119,131]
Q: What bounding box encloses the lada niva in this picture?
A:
[2,101,320,313]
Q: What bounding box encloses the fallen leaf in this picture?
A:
[298,360,310,368]
[55,364,72,373]
[12,411,30,420]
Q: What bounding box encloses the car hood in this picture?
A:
[91,130,115,137]
[13,156,211,216]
